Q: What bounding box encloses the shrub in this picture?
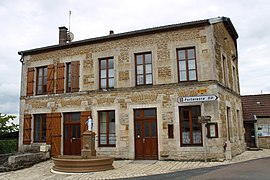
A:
[0,139,18,154]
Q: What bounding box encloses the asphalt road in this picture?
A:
[123,157,270,180]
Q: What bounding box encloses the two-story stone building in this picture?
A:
[18,17,245,161]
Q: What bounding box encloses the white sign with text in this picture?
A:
[177,95,218,103]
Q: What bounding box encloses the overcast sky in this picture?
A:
[0,0,270,120]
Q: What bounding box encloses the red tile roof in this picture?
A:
[241,94,270,122]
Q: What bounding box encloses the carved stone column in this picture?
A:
[81,131,96,158]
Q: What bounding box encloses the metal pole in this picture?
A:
[202,122,207,162]
[201,102,207,162]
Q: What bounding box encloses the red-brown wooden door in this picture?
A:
[134,108,158,160]
[64,112,81,155]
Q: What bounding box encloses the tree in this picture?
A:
[0,113,19,135]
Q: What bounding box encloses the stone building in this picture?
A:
[241,94,270,149]
[18,17,245,161]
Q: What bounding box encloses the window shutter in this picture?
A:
[23,114,32,144]
[47,64,54,94]
[50,113,62,156]
[81,111,91,134]
[27,68,34,96]
[46,113,52,144]
[71,61,80,92]
[80,111,91,148]
[56,63,64,93]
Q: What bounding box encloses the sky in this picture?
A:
[0,0,270,121]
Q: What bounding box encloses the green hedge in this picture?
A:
[0,139,18,154]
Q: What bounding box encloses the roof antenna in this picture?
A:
[69,10,71,33]
[67,10,74,42]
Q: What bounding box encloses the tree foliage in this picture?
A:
[0,113,18,135]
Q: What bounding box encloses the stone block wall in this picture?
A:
[19,20,245,161]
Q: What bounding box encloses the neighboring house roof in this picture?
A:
[241,94,270,122]
[18,16,238,56]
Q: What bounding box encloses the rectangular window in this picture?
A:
[226,107,232,141]
[36,66,47,95]
[99,58,114,89]
[66,63,72,93]
[168,124,174,139]
[135,52,152,85]
[233,66,238,92]
[237,110,242,140]
[34,114,46,142]
[222,55,228,86]
[179,106,202,146]
[177,48,197,82]
[98,110,116,147]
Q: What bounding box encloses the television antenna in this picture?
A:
[67,10,74,42]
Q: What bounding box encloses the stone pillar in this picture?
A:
[81,131,96,158]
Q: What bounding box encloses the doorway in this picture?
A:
[64,112,81,155]
[134,108,158,160]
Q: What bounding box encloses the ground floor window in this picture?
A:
[34,114,46,142]
[179,106,202,146]
[98,110,116,147]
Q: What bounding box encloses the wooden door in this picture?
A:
[64,112,81,155]
[134,108,158,160]
[50,113,61,157]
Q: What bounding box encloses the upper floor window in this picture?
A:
[222,55,228,86]
[177,48,197,82]
[135,52,152,85]
[56,61,80,93]
[99,58,114,89]
[34,114,46,142]
[36,66,47,95]
[66,63,72,92]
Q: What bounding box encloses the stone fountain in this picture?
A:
[52,130,114,173]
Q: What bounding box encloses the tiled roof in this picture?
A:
[241,94,270,122]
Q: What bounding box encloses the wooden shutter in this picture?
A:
[56,63,64,94]
[23,114,32,144]
[80,111,91,148]
[27,68,34,96]
[71,61,80,92]
[46,113,52,144]
[50,113,62,157]
[47,64,54,94]
[81,111,91,134]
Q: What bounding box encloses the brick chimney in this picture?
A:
[59,26,68,45]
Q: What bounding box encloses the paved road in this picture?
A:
[1,150,270,180]
[124,157,270,180]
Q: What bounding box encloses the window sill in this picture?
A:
[179,146,204,151]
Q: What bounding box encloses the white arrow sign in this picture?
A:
[177,95,218,103]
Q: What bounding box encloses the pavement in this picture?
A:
[0,149,270,180]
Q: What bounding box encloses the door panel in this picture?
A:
[51,113,61,157]
[64,113,81,155]
[64,124,81,155]
[134,109,158,160]
[135,121,144,159]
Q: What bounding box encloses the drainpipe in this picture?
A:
[18,51,24,152]
[19,52,24,63]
